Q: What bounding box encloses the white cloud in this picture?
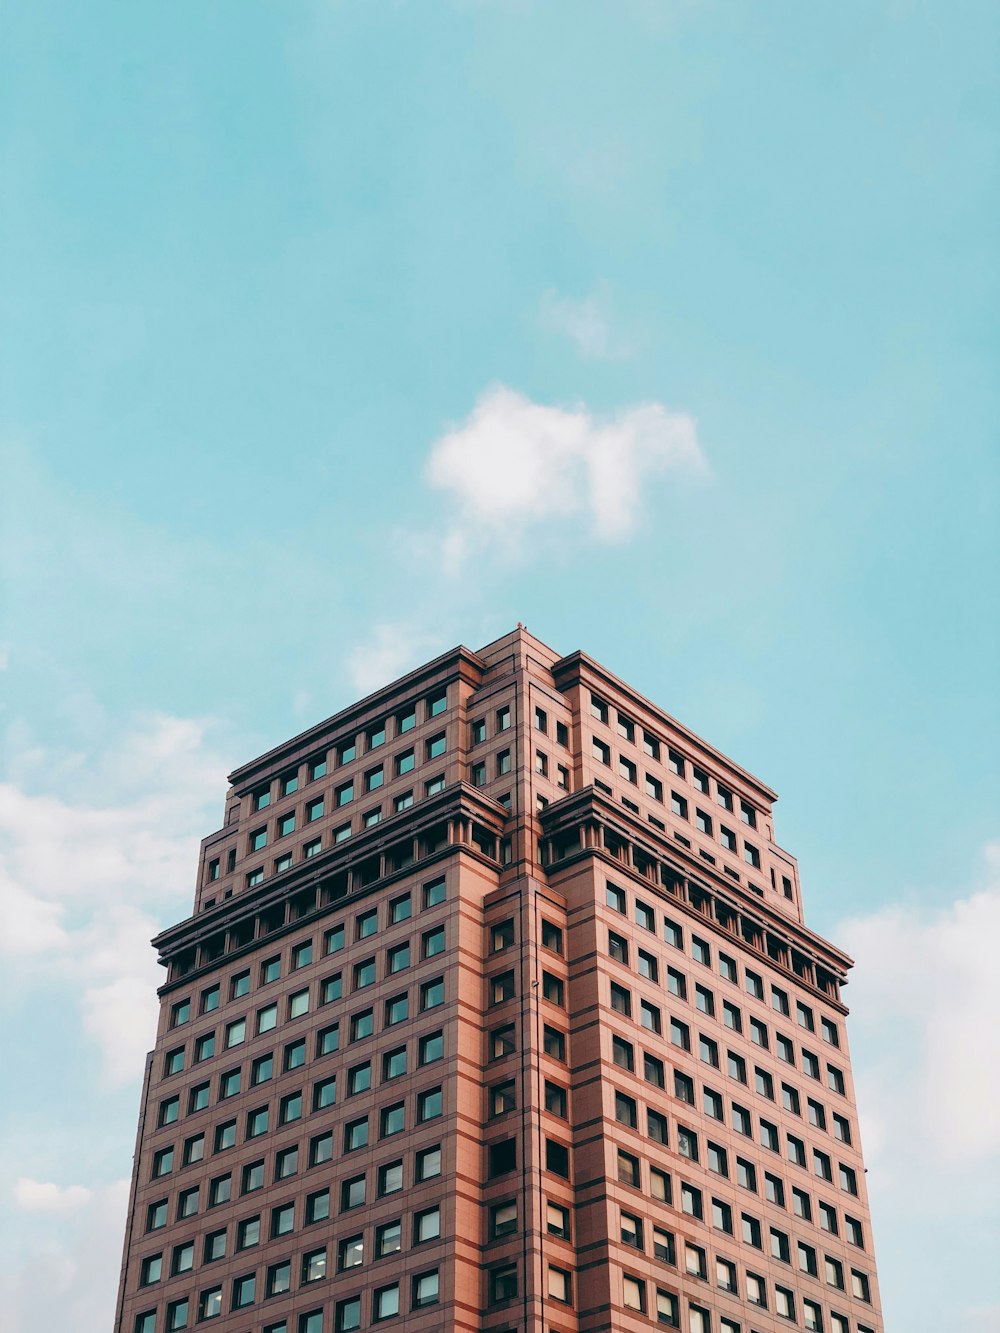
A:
[346,622,448,697]
[12,1179,92,1215]
[539,284,632,361]
[835,843,1000,1332]
[0,1179,129,1333]
[0,713,228,1084]
[425,384,706,570]
[839,849,1000,1167]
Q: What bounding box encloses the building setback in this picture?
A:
[115,626,883,1333]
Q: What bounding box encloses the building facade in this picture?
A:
[116,627,883,1333]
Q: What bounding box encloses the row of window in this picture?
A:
[593,744,774,876]
[158,1009,447,1133]
[616,1192,868,1288]
[133,1267,439,1332]
[609,1057,860,1194]
[620,1266,874,1333]
[605,929,848,1096]
[151,1079,445,1183]
[243,691,449,817]
[612,1135,869,1294]
[588,690,765,829]
[609,1013,852,1156]
[142,1190,443,1296]
[163,963,436,1081]
[604,879,842,1046]
[158,971,446,1142]
[210,764,450,895]
[173,880,449,1029]
[144,1138,442,1248]
[616,1119,864,1263]
[242,733,447,854]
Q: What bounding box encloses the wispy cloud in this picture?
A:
[836,842,1000,1331]
[0,713,228,1086]
[424,383,707,571]
[12,1179,93,1215]
[839,844,1000,1166]
[0,1179,129,1333]
[539,283,633,361]
[346,623,449,697]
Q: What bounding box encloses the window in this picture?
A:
[425,773,445,794]
[610,981,631,1016]
[617,1148,640,1187]
[372,1283,399,1323]
[352,958,375,991]
[760,1119,779,1153]
[851,1270,872,1302]
[771,985,789,1016]
[346,1060,370,1095]
[695,983,715,1015]
[423,925,446,958]
[140,1253,163,1286]
[491,970,515,1005]
[749,1017,768,1049]
[490,1262,518,1304]
[703,1086,724,1120]
[681,1183,703,1218]
[152,1147,174,1179]
[793,1187,812,1220]
[386,941,410,976]
[194,1033,215,1062]
[545,1137,570,1177]
[640,998,662,1033]
[335,1297,362,1332]
[411,1204,440,1246]
[648,1108,668,1143]
[418,1086,443,1121]
[616,1087,637,1130]
[674,1070,694,1103]
[765,1172,785,1207]
[622,1275,646,1313]
[644,1052,665,1088]
[677,1125,698,1160]
[670,1017,690,1051]
[415,1140,442,1180]
[612,1035,634,1071]
[376,1219,402,1258]
[839,1162,858,1194]
[755,1067,774,1099]
[225,1018,246,1048]
[307,1130,332,1167]
[607,925,632,963]
[421,976,445,1010]
[412,1269,439,1309]
[542,971,564,1006]
[491,1080,516,1118]
[770,1227,791,1263]
[666,966,686,999]
[732,1104,752,1136]
[543,1025,566,1060]
[278,1089,302,1125]
[736,1157,757,1192]
[207,1175,230,1208]
[197,1288,222,1321]
[699,1034,719,1067]
[715,1259,738,1299]
[671,791,688,819]
[338,1172,365,1211]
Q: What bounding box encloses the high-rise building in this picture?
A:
[115,627,883,1333]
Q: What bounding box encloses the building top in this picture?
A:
[228,626,777,806]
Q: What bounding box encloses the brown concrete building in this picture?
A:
[115,627,883,1333]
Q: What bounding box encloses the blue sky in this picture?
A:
[1,2,998,1329]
